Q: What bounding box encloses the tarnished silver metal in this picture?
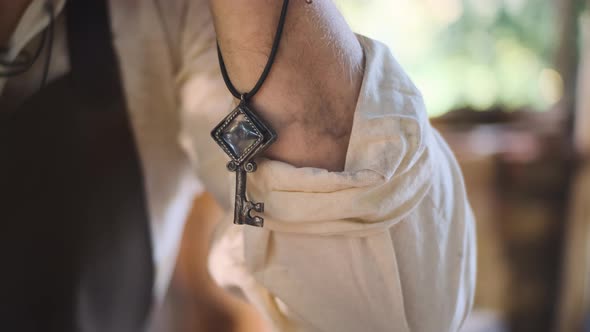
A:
[233,163,264,227]
[212,102,277,227]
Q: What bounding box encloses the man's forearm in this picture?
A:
[0,0,33,46]
[208,0,364,171]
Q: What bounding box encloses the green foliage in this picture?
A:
[337,0,560,115]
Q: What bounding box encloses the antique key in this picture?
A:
[212,0,289,227]
[231,162,264,227]
[211,101,277,227]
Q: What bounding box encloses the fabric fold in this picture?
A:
[245,35,434,236]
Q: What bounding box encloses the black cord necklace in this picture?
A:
[211,0,290,227]
[216,0,289,102]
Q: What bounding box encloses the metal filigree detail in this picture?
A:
[211,102,277,227]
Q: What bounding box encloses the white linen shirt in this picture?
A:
[2,1,476,331]
[188,35,477,332]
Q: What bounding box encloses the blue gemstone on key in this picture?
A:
[221,113,262,159]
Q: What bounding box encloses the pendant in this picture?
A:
[211,101,277,227]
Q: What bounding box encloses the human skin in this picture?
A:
[208,0,364,172]
[2,0,363,172]
[0,0,33,46]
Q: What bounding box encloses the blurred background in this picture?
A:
[339,0,561,117]
[161,0,590,331]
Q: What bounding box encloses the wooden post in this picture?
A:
[554,0,583,131]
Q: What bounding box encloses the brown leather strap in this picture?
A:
[66,0,123,107]
[0,1,154,331]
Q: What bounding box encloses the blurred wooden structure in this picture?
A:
[556,2,590,331]
[433,107,574,332]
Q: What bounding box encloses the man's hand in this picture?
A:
[0,0,33,46]
[208,0,364,171]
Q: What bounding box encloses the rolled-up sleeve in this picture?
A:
[183,34,476,332]
[243,35,475,332]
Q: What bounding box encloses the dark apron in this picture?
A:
[0,1,154,331]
